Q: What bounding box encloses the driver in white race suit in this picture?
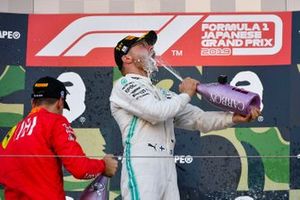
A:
[109,30,260,200]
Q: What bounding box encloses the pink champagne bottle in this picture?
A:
[196,75,261,115]
[80,175,109,200]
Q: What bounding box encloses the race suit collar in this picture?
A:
[126,73,152,84]
[30,107,46,115]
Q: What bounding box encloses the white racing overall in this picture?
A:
[110,74,234,200]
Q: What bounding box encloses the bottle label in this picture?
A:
[209,93,245,112]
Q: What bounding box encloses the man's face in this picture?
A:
[128,41,158,74]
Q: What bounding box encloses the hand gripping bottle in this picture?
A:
[80,175,109,200]
[196,75,261,115]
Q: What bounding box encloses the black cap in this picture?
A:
[31,76,70,110]
[114,30,157,70]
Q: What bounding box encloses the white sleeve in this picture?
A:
[110,77,191,124]
[174,103,235,133]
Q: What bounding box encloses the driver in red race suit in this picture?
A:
[0,76,118,200]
